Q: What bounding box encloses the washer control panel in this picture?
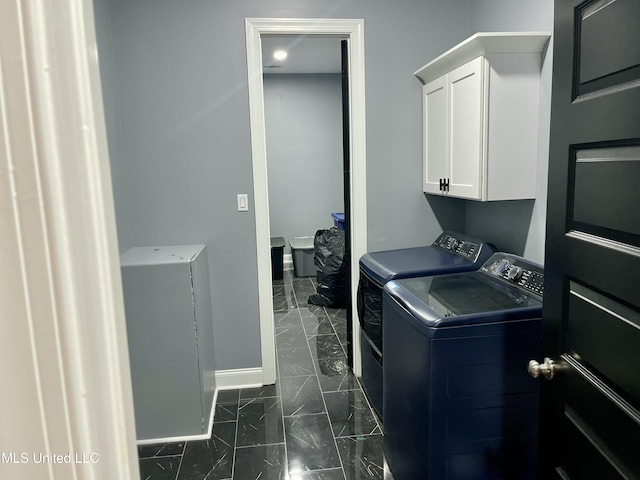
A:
[433,232,482,261]
[481,253,544,297]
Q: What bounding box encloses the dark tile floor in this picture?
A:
[138,270,394,480]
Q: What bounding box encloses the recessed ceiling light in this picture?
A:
[273,50,287,61]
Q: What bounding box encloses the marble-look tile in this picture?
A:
[280,375,325,416]
[139,456,182,480]
[214,400,238,422]
[298,305,327,318]
[138,442,185,459]
[276,325,309,349]
[308,334,346,360]
[301,313,335,337]
[233,443,287,480]
[284,414,342,472]
[177,422,236,480]
[275,309,303,328]
[335,435,385,480]
[325,308,347,325]
[291,277,315,288]
[323,391,381,438]
[272,284,286,296]
[332,322,348,348]
[239,383,279,400]
[237,397,284,447]
[291,277,315,289]
[273,293,297,312]
[217,389,240,405]
[277,347,316,377]
[315,356,350,379]
[289,468,346,480]
[294,290,318,303]
[317,368,359,393]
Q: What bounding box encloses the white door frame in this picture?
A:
[245,18,367,383]
[0,0,138,478]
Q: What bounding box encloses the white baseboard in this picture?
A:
[136,368,266,446]
[284,253,293,271]
[136,389,218,446]
[215,367,264,390]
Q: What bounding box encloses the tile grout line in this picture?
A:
[320,290,383,435]
[322,305,349,359]
[300,277,348,480]
[291,275,383,478]
[276,271,298,477]
[313,278,387,474]
[230,389,240,480]
[353,373,384,433]
[171,441,187,480]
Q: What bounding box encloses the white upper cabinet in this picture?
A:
[416,32,550,201]
[423,75,448,194]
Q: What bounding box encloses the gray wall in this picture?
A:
[93,0,133,253]
[464,0,554,263]
[264,74,344,254]
[98,0,473,371]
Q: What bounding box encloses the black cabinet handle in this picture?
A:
[439,178,450,192]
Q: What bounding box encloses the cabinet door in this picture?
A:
[448,57,484,200]
[423,76,448,194]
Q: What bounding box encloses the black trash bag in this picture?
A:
[308,227,347,307]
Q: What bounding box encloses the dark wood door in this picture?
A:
[341,39,353,366]
[541,0,640,478]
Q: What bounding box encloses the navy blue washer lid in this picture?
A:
[383,271,542,336]
[359,231,495,286]
[360,246,473,286]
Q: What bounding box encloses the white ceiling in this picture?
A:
[262,36,345,74]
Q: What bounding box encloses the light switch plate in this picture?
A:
[237,194,249,212]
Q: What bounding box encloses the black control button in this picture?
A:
[507,266,523,281]
[495,259,511,275]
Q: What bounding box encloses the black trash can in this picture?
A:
[270,236,285,280]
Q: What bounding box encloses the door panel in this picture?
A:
[567,282,640,406]
[423,76,448,194]
[542,0,640,478]
[560,409,627,480]
[448,57,483,199]
[564,363,640,474]
[576,0,640,96]
[572,146,640,238]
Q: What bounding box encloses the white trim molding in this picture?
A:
[0,0,137,479]
[245,18,367,379]
[136,390,218,446]
[215,367,264,390]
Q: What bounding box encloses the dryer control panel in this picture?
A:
[481,253,544,297]
[432,232,492,263]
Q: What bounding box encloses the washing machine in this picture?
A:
[383,253,544,480]
[356,231,495,418]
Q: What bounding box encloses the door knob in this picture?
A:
[528,357,556,380]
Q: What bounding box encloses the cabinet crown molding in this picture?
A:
[414,32,551,85]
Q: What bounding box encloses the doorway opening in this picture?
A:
[245,18,367,384]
